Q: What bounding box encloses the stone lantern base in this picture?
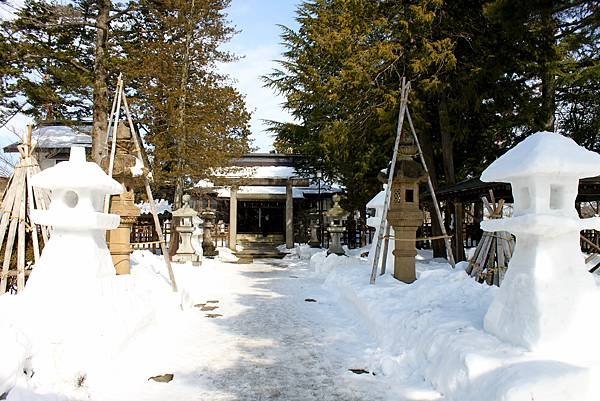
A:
[387,209,423,284]
[108,188,140,275]
[201,209,218,257]
[308,221,321,248]
[327,226,346,256]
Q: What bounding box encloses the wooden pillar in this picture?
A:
[229,185,238,251]
[286,181,293,249]
[454,201,466,262]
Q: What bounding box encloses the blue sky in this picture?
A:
[221,0,300,152]
[0,0,301,153]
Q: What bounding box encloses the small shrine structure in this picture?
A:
[481,131,600,360]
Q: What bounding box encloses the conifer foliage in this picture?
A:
[121,0,250,207]
[266,0,600,256]
[0,0,250,202]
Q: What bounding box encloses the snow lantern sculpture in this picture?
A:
[24,146,123,296]
[481,131,600,359]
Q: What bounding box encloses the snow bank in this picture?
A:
[0,297,30,397]
[280,243,323,260]
[217,246,239,263]
[311,250,598,401]
[0,250,203,400]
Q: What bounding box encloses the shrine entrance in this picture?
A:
[238,200,285,236]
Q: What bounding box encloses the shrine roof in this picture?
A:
[3,123,93,153]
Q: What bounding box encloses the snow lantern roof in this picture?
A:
[481,132,600,182]
[31,146,122,193]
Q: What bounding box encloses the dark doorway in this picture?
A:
[238,200,285,235]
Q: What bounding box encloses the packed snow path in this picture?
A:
[89,255,394,401]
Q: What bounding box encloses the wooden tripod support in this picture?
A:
[369,79,455,284]
[104,77,178,292]
[0,125,50,294]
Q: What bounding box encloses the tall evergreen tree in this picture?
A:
[266,0,456,215]
[0,0,135,163]
[122,0,251,208]
[1,0,95,121]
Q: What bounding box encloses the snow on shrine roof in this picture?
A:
[211,166,297,180]
[216,186,305,199]
[481,131,600,182]
[3,124,92,153]
[215,182,341,199]
[31,146,122,193]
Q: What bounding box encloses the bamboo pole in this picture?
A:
[31,164,50,245]
[0,167,25,294]
[24,126,40,262]
[26,165,40,262]
[379,222,391,275]
[16,180,26,291]
[104,75,124,214]
[369,79,410,284]
[120,85,178,292]
[405,107,456,268]
[0,164,19,255]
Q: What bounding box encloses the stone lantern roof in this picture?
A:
[482,131,600,182]
[31,146,123,194]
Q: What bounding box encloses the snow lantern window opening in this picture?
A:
[386,136,428,283]
[479,131,600,360]
[63,191,79,208]
[514,184,531,215]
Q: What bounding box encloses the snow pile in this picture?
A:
[0,250,202,400]
[137,198,172,215]
[217,246,239,263]
[281,243,323,260]
[0,296,30,397]
[310,249,599,400]
[0,147,197,399]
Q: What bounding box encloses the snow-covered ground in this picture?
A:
[1,249,392,400]
[2,245,599,400]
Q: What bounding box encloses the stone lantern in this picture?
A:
[326,194,348,255]
[386,137,427,283]
[26,146,123,294]
[308,211,321,248]
[481,132,600,360]
[101,123,140,275]
[172,194,201,265]
[201,207,218,257]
